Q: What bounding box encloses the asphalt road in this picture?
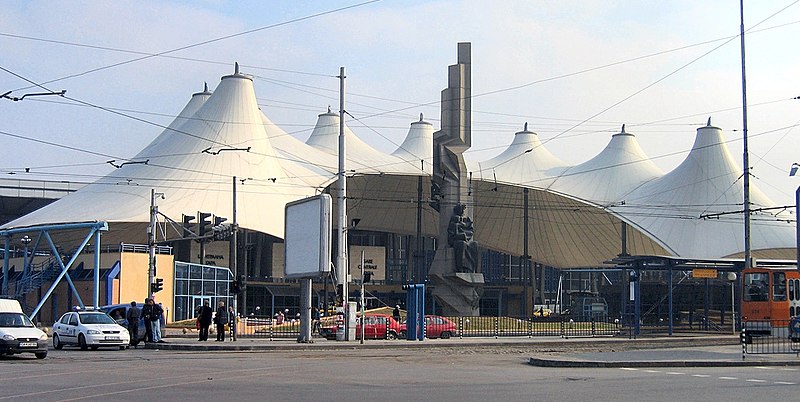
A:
[1,346,797,401]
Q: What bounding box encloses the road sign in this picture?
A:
[692,269,718,279]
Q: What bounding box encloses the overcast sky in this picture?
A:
[2,0,799,208]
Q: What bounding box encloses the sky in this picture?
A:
[1,0,799,208]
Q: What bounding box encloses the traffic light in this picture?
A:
[151,277,164,293]
[231,280,241,294]
[212,222,235,240]
[182,214,195,238]
[213,215,227,226]
[198,212,212,237]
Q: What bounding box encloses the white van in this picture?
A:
[0,299,48,359]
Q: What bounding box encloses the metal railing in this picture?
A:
[741,319,800,356]
[452,315,620,339]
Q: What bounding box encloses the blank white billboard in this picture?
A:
[284,194,332,279]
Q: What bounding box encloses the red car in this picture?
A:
[400,315,457,339]
[321,314,403,340]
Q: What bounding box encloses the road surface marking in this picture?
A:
[745,379,766,383]
[718,376,737,380]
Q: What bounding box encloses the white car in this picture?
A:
[52,311,130,350]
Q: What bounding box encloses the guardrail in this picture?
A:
[222,314,621,340]
[741,319,800,356]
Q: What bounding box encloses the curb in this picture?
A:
[528,357,800,368]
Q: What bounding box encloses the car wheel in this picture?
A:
[386,331,398,340]
[35,351,47,359]
[90,346,99,351]
[53,334,63,350]
[399,330,406,338]
[119,345,127,350]
[78,334,88,351]
[440,331,451,339]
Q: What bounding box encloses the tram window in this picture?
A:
[773,272,787,301]
[743,273,769,302]
[790,279,797,302]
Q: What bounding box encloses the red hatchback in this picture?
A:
[400,315,457,339]
[321,314,403,340]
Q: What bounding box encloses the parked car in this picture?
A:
[99,303,146,342]
[0,299,48,359]
[52,311,130,350]
[321,314,403,340]
[400,315,457,339]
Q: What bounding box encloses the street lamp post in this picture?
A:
[20,235,31,276]
[727,272,737,335]
[791,163,799,272]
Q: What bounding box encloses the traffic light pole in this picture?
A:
[148,189,157,299]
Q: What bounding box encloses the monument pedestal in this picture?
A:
[429,249,483,316]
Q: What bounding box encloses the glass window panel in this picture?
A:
[174,297,188,322]
[203,266,215,280]
[216,281,228,296]
[189,265,202,279]
[216,268,228,280]
[743,273,768,302]
[773,272,787,302]
[175,263,188,279]
[203,281,216,295]
[189,280,202,296]
[175,280,188,296]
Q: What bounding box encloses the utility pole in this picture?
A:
[232,176,238,341]
[739,0,752,271]
[336,67,349,323]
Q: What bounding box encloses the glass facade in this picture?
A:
[173,262,233,322]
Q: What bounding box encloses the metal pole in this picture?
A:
[232,176,238,341]
[360,250,365,344]
[94,229,100,308]
[739,0,752,272]
[416,172,423,284]
[2,237,9,296]
[796,186,799,272]
[523,187,529,316]
[148,189,157,298]
[336,66,349,340]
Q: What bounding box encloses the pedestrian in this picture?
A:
[311,306,321,335]
[276,310,284,325]
[215,301,228,341]
[228,306,239,341]
[198,300,213,341]
[393,305,401,322]
[126,301,140,346]
[141,298,154,343]
[150,300,164,343]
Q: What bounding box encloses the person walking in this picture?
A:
[215,301,228,341]
[150,300,164,343]
[311,306,321,335]
[198,301,213,341]
[393,305,401,323]
[141,298,154,343]
[126,301,140,347]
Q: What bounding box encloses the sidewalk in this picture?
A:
[144,330,800,367]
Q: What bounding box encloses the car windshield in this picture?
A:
[0,312,35,328]
[79,313,116,325]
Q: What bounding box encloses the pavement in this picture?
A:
[142,329,800,368]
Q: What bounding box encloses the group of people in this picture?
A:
[196,300,230,341]
[126,298,165,345]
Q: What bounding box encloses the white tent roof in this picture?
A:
[610,120,794,258]
[2,65,793,267]
[305,111,424,176]
[473,123,568,189]
[550,125,663,205]
[4,69,315,236]
[391,114,434,174]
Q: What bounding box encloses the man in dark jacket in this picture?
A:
[198,301,213,341]
[126,301,141,346]
[141,298,154,343]
[215,301,229,341]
